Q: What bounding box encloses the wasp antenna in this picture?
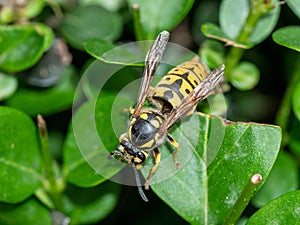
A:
[132,165,149,202]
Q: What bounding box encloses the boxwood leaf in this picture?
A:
[127,0,194,39]
[4,67,77,117]
[146,113,281,224]
[0,107,42,203]
[0,24,54,72]
[251,151,299,208]
[286,0,300,18]
[201,23,253,49]
[59,5,122,49]
[0,72,18,101]
[0,198,51,225]
[219,0,280,45]
[230,61,260,91]
[272,26,300,52]
[64,182,120,224]
[247,190,300,224]
[63,98,121,187]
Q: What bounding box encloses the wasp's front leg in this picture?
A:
[145,147,161,190]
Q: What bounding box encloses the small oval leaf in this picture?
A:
[247,190,300,224]
[0,72,18,101]
[272,26,300,52]
[230,61,260,91]
[219,0,280,45]
[0,25,51,72]
[0,106,42,203]
[59,5,122,49]
[128,0,194,39]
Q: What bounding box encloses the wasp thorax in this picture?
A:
[128,111,164,149]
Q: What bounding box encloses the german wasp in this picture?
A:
[109,31,225,202]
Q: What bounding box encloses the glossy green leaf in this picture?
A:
[247,190,300,224]
[79,0,125,11]
[199,39,225,68]
[65,182,120,224]
[0,25,53,72]
[59,5,122,49]
[127,0,194,39]
[201,23,252,49]
[23,0,45,19]
[63,99,120,187]
[0,198,51,225]
[0,107,42,203]
[0,72,17,101]
[219,0,280,45]
[146,113,281,224]
[252,151,299,208]
[5,67,77,117]
[287,0,300,18]
[230,61,260,91]
[272,26,300,52]
[292,81,300,122]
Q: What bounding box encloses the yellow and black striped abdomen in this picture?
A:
[150,61,207,113]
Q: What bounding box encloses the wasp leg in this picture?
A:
[167,134,181,169]
[145,147,161,190]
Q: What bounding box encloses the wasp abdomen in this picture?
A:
[150,61,207,113]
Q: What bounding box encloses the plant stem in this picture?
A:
[223,174,262,225]
[132,4,145,41]
[275,55,300,145]
[225,0,274,79]
[37,115,63,211]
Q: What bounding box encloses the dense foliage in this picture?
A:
[0,0,299,224]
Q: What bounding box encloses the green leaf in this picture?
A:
[0,72,17,101]
[65,182,120,224]
[201,23,252,49]
[219,0,280,45]
[4,67,77,117]
[0,106,42,203]
[145,113,281,224]
[230,61,260,91]
[247,190,300,224]
[272,26,300,52]
[127,0,194,39]
[292,81,300,122]
[286,0,300,18]
[0,198,51,225]
[252,151,299,208]
[79,0,125,11]
[199,39,225,68]
[63,99,120,187]
[59,5,122,49]
[0,25,53,72]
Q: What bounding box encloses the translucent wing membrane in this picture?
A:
[160,64,225,133]
[133,31,170,117]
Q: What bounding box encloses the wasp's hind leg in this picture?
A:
[145,147,161,190]
[167,134,181,169]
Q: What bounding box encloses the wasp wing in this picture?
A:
[159,64,225,133]
[133,31,170,117]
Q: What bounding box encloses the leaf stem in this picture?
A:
[275,55,300,145]
[132,4,145,41]
[37,115,64,211]
[222,174,263,225]
[225,0,274,79]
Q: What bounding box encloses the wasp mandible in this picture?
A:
[110,31,225,202]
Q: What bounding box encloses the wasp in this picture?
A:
[110,31,225,202]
